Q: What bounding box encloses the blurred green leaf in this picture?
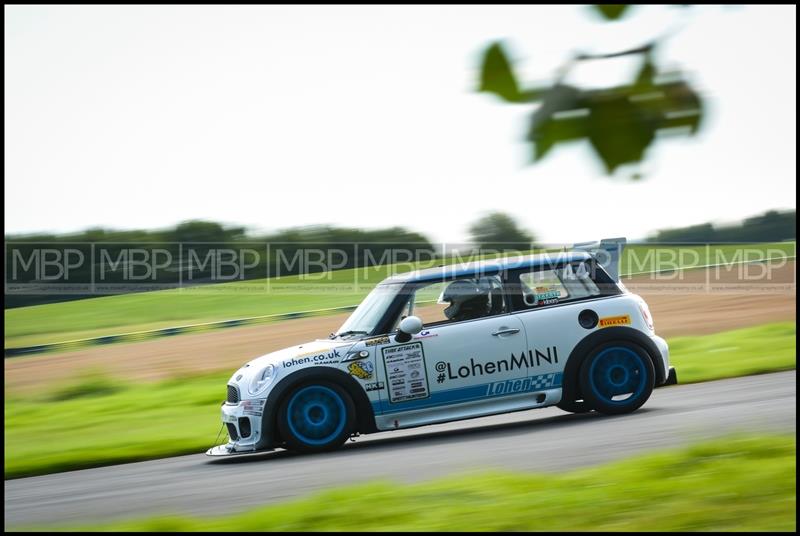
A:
[658,80,704,134]
[634,56,656,89]
[587,92,655,173]
[592,4,632,20]
[527,84,587,161]
[478,42,525,103]
[477,6,707,177]
[524,64,703,173]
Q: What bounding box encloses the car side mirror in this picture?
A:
[395,315,423,343]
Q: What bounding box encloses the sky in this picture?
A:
[4,5,796,243]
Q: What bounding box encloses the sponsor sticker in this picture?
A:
[599,314,631,328]
[413,330,439,340]
[382,342,430,403]
[485,373,560,396]
[533,287,560,305]
[434,346,559,384]
[348,360,374,380]
[364,381,385,392]
[241,398,266,416]
[365,336,390,347]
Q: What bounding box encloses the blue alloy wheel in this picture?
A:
[287,385,346,445]
[589,346,646,404]
[278,381,355,452]
[579,342,655,415]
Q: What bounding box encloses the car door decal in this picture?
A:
[372,372,564,414]
[381,342,431,403]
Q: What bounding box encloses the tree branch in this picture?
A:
[574,42,654,61]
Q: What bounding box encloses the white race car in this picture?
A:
[207,238,676,456]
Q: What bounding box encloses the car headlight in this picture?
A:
[248,364,276,395]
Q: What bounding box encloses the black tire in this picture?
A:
[556,398,593,414]
[578,341,655,415]
[277,381,356,453]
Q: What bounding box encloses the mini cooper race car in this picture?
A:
[207,238,677,457]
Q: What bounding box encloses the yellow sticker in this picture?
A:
[599,314,631,328]
[348,361,374,379]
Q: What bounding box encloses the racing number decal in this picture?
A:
[381,342,430,403]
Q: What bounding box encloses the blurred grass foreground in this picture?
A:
[25,435,795,532]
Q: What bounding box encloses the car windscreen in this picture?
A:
[334,283,404,338]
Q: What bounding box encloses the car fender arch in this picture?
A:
[256,366,378,450]
[560,327,666,405]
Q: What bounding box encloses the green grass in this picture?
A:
[16,435,796,532]
[4,372,229,479]
[668,322,797,383]
[5,242,794,347]
[4,322,795,480]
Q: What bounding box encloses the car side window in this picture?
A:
[519,270,569,306]
[512,261,606,310]
[391,275,508,329]
[409,281,451,325]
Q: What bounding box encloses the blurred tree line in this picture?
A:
[469,212,535,252]
[5,208,793,309]
[4,222,434,309]
[647,209,796,244]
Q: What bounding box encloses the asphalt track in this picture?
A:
[5,371,796,528]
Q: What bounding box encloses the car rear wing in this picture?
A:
[572,237,626,282]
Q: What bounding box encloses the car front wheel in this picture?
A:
[579,341,655,415]
[277,381,355,453]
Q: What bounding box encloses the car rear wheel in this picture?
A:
[579,341,655,415]
[277,381,355,453]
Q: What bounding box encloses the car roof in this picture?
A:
[382,251,592,284]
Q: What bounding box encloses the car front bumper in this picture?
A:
[213,399,268,453]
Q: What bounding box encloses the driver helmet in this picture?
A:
[439,279,491,320]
